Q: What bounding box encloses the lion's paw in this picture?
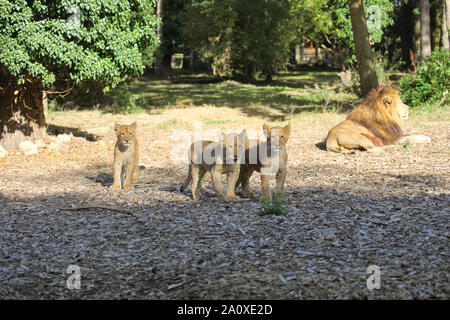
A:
[123,183,134,189]
[367,147,384,153]
[408,134,431,144]
[227,194,241,201]
[109,184,121,191]
[242,190,255,198]
[259,194,272,201]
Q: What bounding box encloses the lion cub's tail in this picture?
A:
[180,164,192,192]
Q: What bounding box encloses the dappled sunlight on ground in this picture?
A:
[0,106,448,299]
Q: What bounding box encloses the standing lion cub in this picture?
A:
[110,122,139,190]
[181,130,247,201]
[236,123,291,201]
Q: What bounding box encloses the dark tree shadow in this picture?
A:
[47,124,99,142]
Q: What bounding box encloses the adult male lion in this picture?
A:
[326,86,430,152]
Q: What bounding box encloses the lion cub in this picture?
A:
[181,130,247,201]
[110,122,139,190]
[236,123,290,201]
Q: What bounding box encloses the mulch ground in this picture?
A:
[0,111,448,299]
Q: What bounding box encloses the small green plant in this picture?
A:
[259,192,288,216]
[403,138,411,149]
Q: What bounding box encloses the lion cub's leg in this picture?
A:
[132,142,139,183]
[190,165,202,201]
[275,166,287,194]
[211,164,230,201]
[259,172,272,201]
[238,166,255,198]
[122,161,135,189]
[110,160,123,190]
[197,168,207,194]
[225,163,240,200]
[180,164,192,192]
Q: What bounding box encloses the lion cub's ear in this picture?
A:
[382,96,393,107]
[114,122,120,131]
[239,130,248,144]
[284,123,291,137]
[263,123,271,137]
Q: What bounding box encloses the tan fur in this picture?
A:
[236,123,290,201]
[110,122,139,190]
[181,130,247,201]
[326,87,409,152]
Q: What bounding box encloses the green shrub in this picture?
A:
[399,49,450,107]
[108,84,146,114]
[259,193,288,216]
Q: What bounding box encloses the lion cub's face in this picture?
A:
[380,88,409,121]
[222,130,248,160]
[264,123,291,150]
[114,122,136,147]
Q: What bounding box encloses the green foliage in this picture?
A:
[302,0,394,68]
[108,83,146,114]
[0,0,160,89]
[399,49,450,107]
[182,0,298,81]
[259,193,288,216]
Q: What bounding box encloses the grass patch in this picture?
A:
[99,69,358,120]
[158,119,187,129]
[203,118,238,125]
[403,138,411,149]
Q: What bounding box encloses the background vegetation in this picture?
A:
[0,0,449,150]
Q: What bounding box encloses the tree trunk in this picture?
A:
[314,43,319,64]
[419,0,432,59]
[155,1,164,77]
[42,90,48,121]
[430,0,442,51]
[447,0,450,32]
[0,72,46,150]
[413,0,422,60]
[399,1,416,70]
[443,0,450,49]
[348,0,379,96]
[295,44,301,65]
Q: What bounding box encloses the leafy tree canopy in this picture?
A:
[0,0,160,89]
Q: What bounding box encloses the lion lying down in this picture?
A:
[326,86,431,152]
